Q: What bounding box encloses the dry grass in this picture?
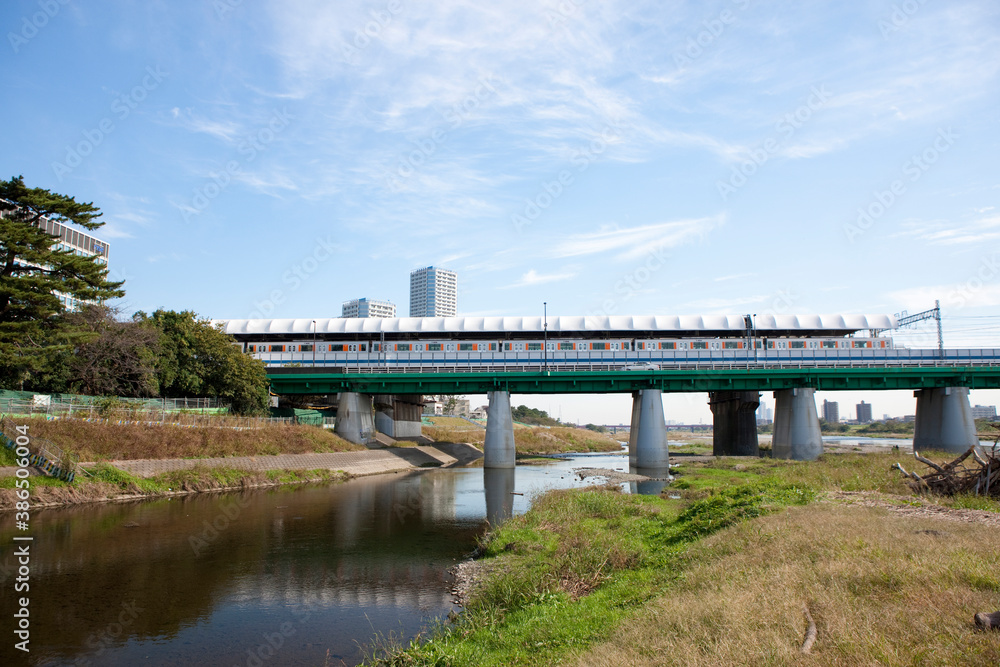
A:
[423,424,622,454]
[572,502,1000,667]
[22,417,363,461]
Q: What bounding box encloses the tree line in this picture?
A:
[0,176,269,414]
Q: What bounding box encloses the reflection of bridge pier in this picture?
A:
[484,468,515,525]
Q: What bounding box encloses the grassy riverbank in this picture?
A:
[366,451,1000,666]
[423,420,622,455]
[0,459,351,509]
[16,416,362,460]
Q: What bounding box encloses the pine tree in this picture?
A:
[0,175,125,387]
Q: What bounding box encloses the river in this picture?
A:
[0,452,633,667]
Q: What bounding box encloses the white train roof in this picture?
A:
[216,314,897,335]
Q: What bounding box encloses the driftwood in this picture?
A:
[898,442,1000,498]
[800,603,817,654]
[975,611,1000,630]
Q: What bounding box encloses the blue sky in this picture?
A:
[3,0,999,423]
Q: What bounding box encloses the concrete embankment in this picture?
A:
[0,442,485,510]
[102,442,485,477]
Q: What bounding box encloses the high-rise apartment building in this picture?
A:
[856,401,873,423]
[822,400,839,423]
[409,266,457,317]
[341,298,396,318]
[971,405,997,420]
[1,199,110,311]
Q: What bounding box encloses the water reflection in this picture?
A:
[629,467,670,496]
[0,452,646,666]
[483,468,516,525]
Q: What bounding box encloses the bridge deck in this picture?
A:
[266,365,1000,395]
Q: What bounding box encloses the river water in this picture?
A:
[0,452,633,667]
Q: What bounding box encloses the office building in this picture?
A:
[409,266,457,317]
[822,400,840,423]
[856,401,873,423]
[1,198,110,311]
[341,298,396,318]
[971,405,997,420]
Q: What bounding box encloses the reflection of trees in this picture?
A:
[0,470,475,665]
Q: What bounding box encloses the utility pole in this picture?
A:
[311,320,317,367]
[543,302,548,373]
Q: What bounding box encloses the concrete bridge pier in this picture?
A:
[335,392,376,445]
[627,391,641,467]
[484,468,516,524]
[629,390,670,472]
[484,390,516,469]
[709,391,760,456]
[374,394,425,439]
[913,387,979,453]
[772,388,823,461]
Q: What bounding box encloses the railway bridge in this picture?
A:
[265,362,1000,471]
[217,313,1000,472]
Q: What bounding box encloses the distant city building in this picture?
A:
[341,298,396,318]
[856,401,873,423]
[822,400,840,423]
[756,400,773,425]
[409,266,458,317]
[972,405,998,420]
[1,198,111,311]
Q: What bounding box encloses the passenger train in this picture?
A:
[218,315,916,372]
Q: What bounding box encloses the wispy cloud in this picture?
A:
[500,269,578,289]
[551,216,723,261]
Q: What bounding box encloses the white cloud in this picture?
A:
[501,269,578,289]
[551,216,723,261]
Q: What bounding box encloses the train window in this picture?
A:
[446,344,454,352]
[270,345,285,352]
[723,342,740,349]
[558,342,574,350]
[396,344,412,352]
[359,344,367,352]
[790,341,806,349]
[504,343,512,351]
[691,342,707,350]
[427,343,442,351]
[458,343,473,351]
[591,342,609,351]
[822,341,837,348]
[489,343,496,351]
[526,343,542,351]
[300,344,313,352]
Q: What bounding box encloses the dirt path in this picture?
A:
[826,490,1000,527]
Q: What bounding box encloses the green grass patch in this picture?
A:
[366,480,812,666]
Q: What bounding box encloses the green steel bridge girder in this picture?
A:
[266,366,1000,395]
